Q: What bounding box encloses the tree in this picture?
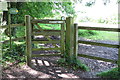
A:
[10,2,75,23]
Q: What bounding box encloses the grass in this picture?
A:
[82,31,118,41]
[39,24,61,30]
[97,67,120,79]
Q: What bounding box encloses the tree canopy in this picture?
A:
[10,2,75,23]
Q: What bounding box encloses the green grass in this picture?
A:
[97,67,120,78]
[39,24,61,30]
[82,31,118,41]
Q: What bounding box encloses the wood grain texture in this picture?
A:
[25,15,32,66]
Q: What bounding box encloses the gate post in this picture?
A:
[118,30,120,72]
[25,15,32,66]
[74,23,78,59]
[60,17,65,55]
[65,17,74,61]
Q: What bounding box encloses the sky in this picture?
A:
[75,0,118,20]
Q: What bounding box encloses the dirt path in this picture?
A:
[2,38,118,78]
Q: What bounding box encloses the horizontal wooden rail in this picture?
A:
[1,36,25,44]
[31,53,61,57]
[78,54,117,63]
[32,48,60,51]
[33,29,61,32]
[0,23,25,29]
[78,40,119,48]
[31,19,65,24]
[78,26,120,32]
[32,39,49,41]
[32,32,60,36]
[32,40,60,44]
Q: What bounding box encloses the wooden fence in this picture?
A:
[0,23,25,44]
[1,15,120,69]
[73,23,120,69]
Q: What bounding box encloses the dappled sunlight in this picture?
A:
[79,43,92,47]
[57,73,78,78]
[43,60,50,66]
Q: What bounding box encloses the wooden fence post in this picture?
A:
[25,15,32,66]
[8,3,12,49]
[74,23,78,59]
[60,18,65,55]
[118,30,120,72]
[65,17,74,61]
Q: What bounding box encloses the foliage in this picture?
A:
[11,2,54,23]
[79,15,118,24]
[97,67,120,79]
[10,2,75,23]
[57,54,89,71]
[2,42,26,68]
[54,2,75,17]
[78,30,98,37]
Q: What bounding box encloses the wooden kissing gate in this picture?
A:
[25,15,120,71]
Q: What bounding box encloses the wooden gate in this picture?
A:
[25,15,65,66]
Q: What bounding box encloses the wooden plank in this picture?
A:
[74,24,78,59]
[32,40,60,44]
[65,17,74,60]
[78,54,117,63]
[78,26,119,32]
[33,29,61,32]
[32,48,60,51]
[31,19,65,24]
[32,32,60,36]
[60,19,65,55]
[25,15,32,66]
[32,39,49,41]
[34,23,44,32]
[78,40,119,48]
[31,53,61,57]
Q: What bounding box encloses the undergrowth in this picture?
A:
[57,57,89,71]
[2,42,26,68]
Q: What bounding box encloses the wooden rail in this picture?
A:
[78,40,119,48]
[78,26,120,32]
[31,19,65,24]
[32,31,60,36]
[31,53,61,57]
[78,54,117,63]
[32,40,60,44]
[32,48,60,51]
[33,29,62,32]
